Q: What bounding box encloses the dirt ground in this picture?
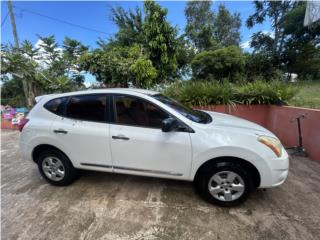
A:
[1,130,320,240]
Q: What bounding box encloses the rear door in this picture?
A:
[50,94,112,170]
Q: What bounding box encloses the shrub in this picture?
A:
[163,80,298,106]
[191,46,245,81]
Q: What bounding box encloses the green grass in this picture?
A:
[288,81,320,109]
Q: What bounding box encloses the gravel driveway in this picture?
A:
[1,130,320,240]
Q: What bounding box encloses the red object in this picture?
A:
[18,118,29,132]
[1,119,18,130]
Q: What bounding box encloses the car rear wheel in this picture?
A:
[37,150,78,186]
[196,162,253,207]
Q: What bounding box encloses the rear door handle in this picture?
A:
[112,135,130,140]
[53,129,68,134]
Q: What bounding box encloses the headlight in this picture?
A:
[258,136,282,157]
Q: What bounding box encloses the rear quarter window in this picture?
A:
[44,97,68,116]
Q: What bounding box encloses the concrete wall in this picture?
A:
[196,105,320,163]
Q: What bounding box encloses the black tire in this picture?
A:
[37,149,79,186]
[195,162,254,207]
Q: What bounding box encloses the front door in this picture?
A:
[110,94,192,179]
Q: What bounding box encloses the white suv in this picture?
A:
[19,88,289,206]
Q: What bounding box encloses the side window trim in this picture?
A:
[110,93,193,132]
[64,93,110,124]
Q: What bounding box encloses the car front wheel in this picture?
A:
[196,162,253,207]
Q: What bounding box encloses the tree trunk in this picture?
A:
[23,79,35,109]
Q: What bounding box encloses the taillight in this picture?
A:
[18,118,29,132]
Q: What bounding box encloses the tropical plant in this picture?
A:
[164,80,298,106]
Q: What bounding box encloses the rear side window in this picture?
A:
[66,95,107,123]
[44,97,67,116]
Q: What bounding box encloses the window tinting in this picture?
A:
[114,95,169,128]
[152,94,212,124]
[44,97,67,116]
[66,95,107,122]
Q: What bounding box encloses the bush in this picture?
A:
[163,80,298,106]
[191,46,245,81]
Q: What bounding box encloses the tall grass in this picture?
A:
[163,80,298,106]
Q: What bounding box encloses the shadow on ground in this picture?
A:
[1,130,320,240]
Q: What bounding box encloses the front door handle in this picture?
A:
[112,135,130,140]
[53,129,68,134]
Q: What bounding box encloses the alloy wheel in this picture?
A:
[208,171,245,202]
[42,156,65,181]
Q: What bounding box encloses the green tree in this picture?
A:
[79,46,131,87]
[109,6,144,47]
[191,45,245,81]
[63,37,88,86]
[1,43,39,107]
[246,0,294,64]
[79,44,158,88]
[1,36,87,107]
[184,0,215,51]
[281,2,320,78]
[1,76,25,107]
[185,1,241,50]
[81,1,179,86]
[143,0,178,82]
[129,58,157,88]
[244,52,279,80]
[214,5,241,47]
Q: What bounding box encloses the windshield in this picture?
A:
[152,94,212,124]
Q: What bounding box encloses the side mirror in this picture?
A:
[161,118,178,132]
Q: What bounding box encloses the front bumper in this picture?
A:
[259,148,289,188]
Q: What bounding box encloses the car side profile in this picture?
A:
[19,88,289,207]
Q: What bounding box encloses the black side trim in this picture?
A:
[114,166,183,176]
[80,163,112,168]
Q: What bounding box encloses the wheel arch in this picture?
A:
[194,156,261,188]
[32,144,69,164]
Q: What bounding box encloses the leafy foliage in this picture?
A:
[164,80,298,106]
[143,1,178,82]
[1,36,87,107]
[109,6,144,47]
[185,2,241,51]
[191,46,245,81]
[184,1,216,51]
[81,0,178,86]
[214,5,241,47]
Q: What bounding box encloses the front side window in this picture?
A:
[44,97,68,116]
[114,95,169,128]
[66,95,107,122]
[152,94,212,124]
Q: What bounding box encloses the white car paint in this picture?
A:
[19,88,289,188]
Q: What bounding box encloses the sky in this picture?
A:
[1,1,272,84]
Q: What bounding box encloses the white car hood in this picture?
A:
[206,111,274,136]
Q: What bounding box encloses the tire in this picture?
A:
[195,162,253,207]
[37,149,79,186]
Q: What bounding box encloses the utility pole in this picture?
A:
[7,0,33,108]
[7,0,19,48]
